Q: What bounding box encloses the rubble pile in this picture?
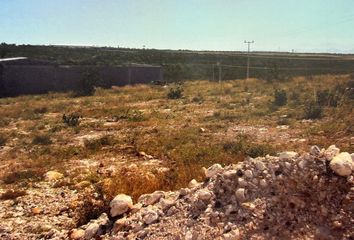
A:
[73,145,354,240]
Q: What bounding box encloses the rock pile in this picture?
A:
[74,145,354,239]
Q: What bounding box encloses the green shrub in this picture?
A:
[273,89,287,106]
[167,86,183,99]
[75,70,100,96]
[304,102,323,119]
[246,144,275,158]
[316,89,341,107]
[223,135,275,158]
[63,113,82,127]
[127,110,145,122]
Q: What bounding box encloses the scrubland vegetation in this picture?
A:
[0,74,353,202]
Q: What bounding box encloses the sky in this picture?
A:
[1,0,354,53]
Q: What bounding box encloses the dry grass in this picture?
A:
[0,74,353,198]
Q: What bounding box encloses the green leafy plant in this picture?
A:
[273,89,287,106]
[75,70,100,96]
[167,86,183,99]
[63,113,82,127]
[304,101,323,119]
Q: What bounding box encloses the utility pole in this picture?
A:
[217,62,222,84]
[244,40,254,80]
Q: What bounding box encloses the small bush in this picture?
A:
[0,189,27,200]
[273,89,287,106]
[32,134,52,145]
[63,113,82,127]
[74,186,108,226]
[33,107,48,114]
[0,118,10,127]
[127,110,145,122]
[304,102,323,119]
[102,166,170,201]
[347,80,354,99]
[3,170,43,184]
[167,86,183,99]
[0,134,7,146]
[246,144,275,158]
[277,117,290,125]
[75,70,100,96]
[192,93,204,103]
[84,135,114,151]
[316,89,341,107]
[289,91,301,104]
[223,135,275,158]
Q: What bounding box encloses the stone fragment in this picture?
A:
[179,188,190,196]
[330,152,353,176]
[223,228,241,240]
[70,229,85,239]
[139,191,164,206]
[324,145,340,160]
[84,223,99,240]
[188,179,199,188]
[255,161,266,171]
[244,170,253,178]
[259,179,267,188]
[143,209,159,225]
[44,171,64,181]
[110,194,133,217]
[159,198,175,210]
[75,181,91,190]
[310,145,321,156]
[235,188,246,202]
[205,164,223,178]
[131,203,142,214]
[197,189,212,201]
[112,218,128,233]
[237,178,248,187]
[31,207,42,215]
[279,151,297,160]
[314,226,333,240]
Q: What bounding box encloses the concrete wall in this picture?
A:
[0,65,162,97]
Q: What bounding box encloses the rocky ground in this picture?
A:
[63,145,354,240]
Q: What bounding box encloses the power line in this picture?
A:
[180,62,353,71]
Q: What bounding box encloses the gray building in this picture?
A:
[0,57,162,97]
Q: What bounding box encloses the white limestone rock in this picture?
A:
[279,151,297,160]
[143,209,159,225]
[205,164,223,178]
[110,194,133,217]
[330,152,353,176]
[235,188,246,202]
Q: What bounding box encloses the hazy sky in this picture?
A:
[1,0,354,53]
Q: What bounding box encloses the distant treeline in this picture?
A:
[1,43,354,81]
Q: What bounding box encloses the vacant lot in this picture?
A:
[0,74,353,238]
